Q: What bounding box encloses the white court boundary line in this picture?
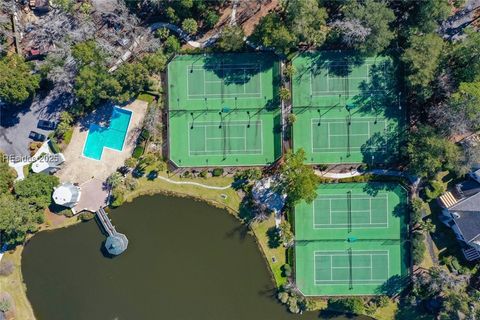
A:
[312,193,389,229]
[310,117,388,153]
[309,61,388,97]
[186,64,263,100]
[187,120,264,156]
[313,250,389,285]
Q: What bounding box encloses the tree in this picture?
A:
[182,18,198,35]
[55,111,74,140]
[407,126,461,178]
[0,195,42,245]
[14,174,59,209]
[278,291,289,303]
[217,25,245,52]
[279,87,291,101]
[124,157,138,168]
[418,219,436,234]
[402,33,444,96]
[285,0,328,47]
[448,81,480,129]
[250,13,296,54]
[450,28,480,83]
[154,28,170,40]
[328,297,365,315]
[286,113,297,125]
[113,62,150,103]
[341,0,395,55]
[107,172,124,188]
[0,55,40,104]
[164,35,181,54]
[279,149,319,206]
[0,154,15,194]
[407,0,451,34]
[279,221,294,246]
[141,50,167,75]
[74,66,114,110]
[72,40,104,67]
[204,10,220,29]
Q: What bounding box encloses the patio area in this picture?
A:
[57,100,148,185]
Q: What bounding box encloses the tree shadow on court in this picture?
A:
[203,53,276,85]
[375,274,410,297]
[362,181,398,197]
[294,51,367,83]
[351,59,400,121]
[360,123,402,166]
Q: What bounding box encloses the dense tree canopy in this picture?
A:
[279,149,319,206]
[285,0,328,47]
[449,28,480,83]
[402,33,444,95]
[0,195,41,246]
[407,126,461,178]
[217,25,245,52]
[340,0,395,55]
[250,13,296,54]
[0,154,15,195]
[14,174,59,210]
[0,55,40,105]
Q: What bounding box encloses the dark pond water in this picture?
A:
[22,195,372,320]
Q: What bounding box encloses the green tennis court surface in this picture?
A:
[295,183,408,296]
[292,51,403,164]
[168,53,281,167]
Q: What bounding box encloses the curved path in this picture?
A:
[156,175,231,190]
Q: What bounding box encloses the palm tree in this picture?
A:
[418,218,436,234]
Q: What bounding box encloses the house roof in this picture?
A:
[450,192,480,212]
[451,211,480,243]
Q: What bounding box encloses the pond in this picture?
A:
[22,195,372,320]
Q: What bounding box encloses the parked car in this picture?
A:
[29,131,46,142]
[37,120,56,130]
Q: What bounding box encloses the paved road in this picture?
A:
[440,0,480,40]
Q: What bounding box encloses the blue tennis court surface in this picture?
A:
[83,107,132,160]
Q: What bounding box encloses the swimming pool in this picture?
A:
[83,107,132,160]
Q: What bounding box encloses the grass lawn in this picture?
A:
[137,92,156,104]
[123,172,241,213]
[0,248,36,320]
[250,216,288,287]
[373,300,398,320]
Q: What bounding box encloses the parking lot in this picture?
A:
[0,99,60,160]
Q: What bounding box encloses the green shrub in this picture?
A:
[132,146,144,159]
[59,209,74,217]
[281,264,292,277]
[79,212,95,221]
[286,247,294,266]
[327,297,365,315]
[317,164,328,171]
[199,170,208,178]
[48,139,61,154]
[212,168,224,177]
[412,231,426,265]
[111,188,125,207]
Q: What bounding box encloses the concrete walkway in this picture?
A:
[9,140,51,181]
[157,175,231,190]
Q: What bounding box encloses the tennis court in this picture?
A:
[168,53,281,167]
[313,192,389,229]
[292,51,402,164]
[311,117,388,154]
[188,120,263,156]
[295,183,408,296]
[314,250,389,285]
[187,64,262,99]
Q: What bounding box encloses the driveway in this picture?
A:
[0,91,68,159]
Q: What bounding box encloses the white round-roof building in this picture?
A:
[53,182,81,208]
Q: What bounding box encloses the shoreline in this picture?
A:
[8,174,286,320]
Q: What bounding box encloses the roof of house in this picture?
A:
[451,211,480,243]
[450,192,480,212]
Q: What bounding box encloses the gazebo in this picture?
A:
[52,182,81,208]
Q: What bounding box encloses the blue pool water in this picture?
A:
[83,107,132,160]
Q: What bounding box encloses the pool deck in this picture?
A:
[57,100,148,185]
[73,178,110,214]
